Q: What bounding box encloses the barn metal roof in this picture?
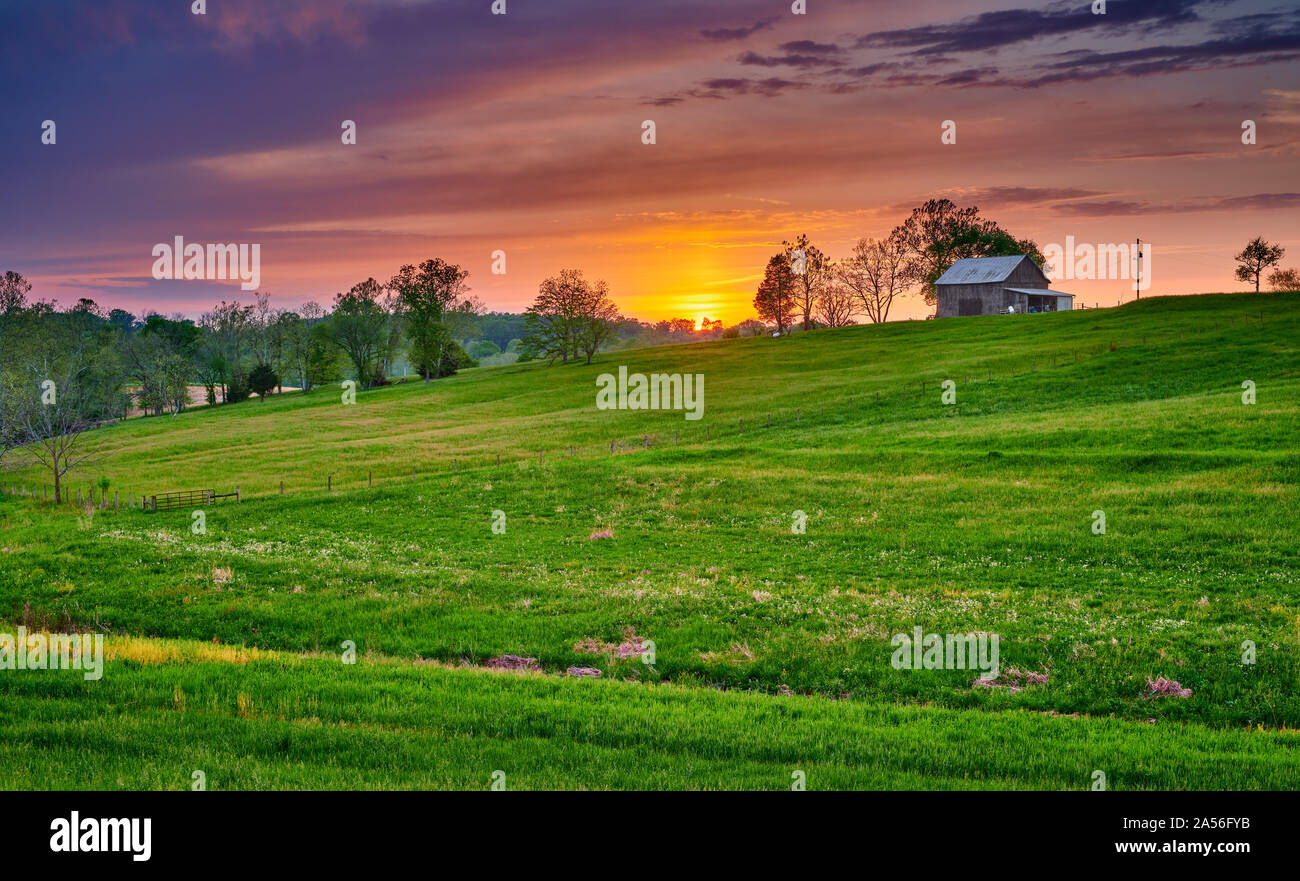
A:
[1004,287,1076,298]
[935,255,1030,285]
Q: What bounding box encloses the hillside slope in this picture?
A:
[2,292,1297,789]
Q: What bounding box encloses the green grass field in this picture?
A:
[2,292,1298,789]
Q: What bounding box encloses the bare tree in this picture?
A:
[2,334,108,502]
[836,235,911,324]
[815,278,858,327]
[782,234,829,331]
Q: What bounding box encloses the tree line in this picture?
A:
[753,199,1045,333]
[0,259,481,499]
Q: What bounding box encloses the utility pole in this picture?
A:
[1135,237,1141,299]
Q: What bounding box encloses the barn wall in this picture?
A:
[1006,260,1049,289]
[937,282,1017,317]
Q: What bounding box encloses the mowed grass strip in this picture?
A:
[1,638,1297,790]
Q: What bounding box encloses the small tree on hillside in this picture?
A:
[389,258,474,384]
[836,234,910,324]
[1235,237,1285,292]
[249,363,278,402]
[782,234,829,331]
[574,280,621,365]
[329,278,389,387]
[753,254,797,334]
[522,269,617,365]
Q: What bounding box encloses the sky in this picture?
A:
[1,0,1297,325]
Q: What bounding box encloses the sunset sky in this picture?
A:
[1,0,1297,324]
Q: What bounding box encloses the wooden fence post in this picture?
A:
[369,471,373,486]
[280,480,284,495]
[643,436,648,449]
[236,486,241,502]
[328,476,332,493]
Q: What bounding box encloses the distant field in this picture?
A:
[2,292,1298,789]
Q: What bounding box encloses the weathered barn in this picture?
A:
[934,255,1075,318]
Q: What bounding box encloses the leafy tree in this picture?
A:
[328,278,389,387]
[891,199,1044,304]
[574,280,621,365]
[0,309,126,501]
[389,258,473,384]
[1234,237,1285,292]
[468,339,501,359]
[0,271,31,319]
[249,363,279,402]
[522,269,618,365]
[753,254,797,334]
[204,300,254,403]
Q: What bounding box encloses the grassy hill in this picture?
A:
[2,292,1298,789]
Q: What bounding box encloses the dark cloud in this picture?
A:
[1054,193,1300,215]
[700,18,776,41]
[737,50,842,69]
[854,0,1208,56]
[693,77,810,98]
[778,40,843,54]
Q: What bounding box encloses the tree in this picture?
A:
[815,276,858,328]
[468,340,501,359]
[280,301,332,393]
[835,235,910,324]
[126,317,196,417]
[0,271,31,319]
[329,279,389,387]
[249,363,279,402]
[783,234,829,331]
[389,258,472,384]
[1267,267,1299,292]
[1234,237,1285,292]
[891,199,1044,304]
[573,279,621,365]
[205,300,254,403]
[522,269,618,365]
[0,311,124,502]
[753,254,797,334]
